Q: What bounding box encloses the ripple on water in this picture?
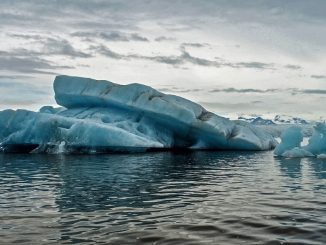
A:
[0,151,326,244]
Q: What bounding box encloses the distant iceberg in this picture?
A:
[0,75,277,154]
[274,123,326,158]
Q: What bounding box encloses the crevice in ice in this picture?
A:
[197,110,214,121]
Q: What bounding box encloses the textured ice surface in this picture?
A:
[317,154,326,159]
[274,127,303,156]
[274,123,326,158]
[0,75,277,153]
[304,123,326,155]
[282,147,314,158]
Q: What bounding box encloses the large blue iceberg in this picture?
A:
[0,75,277,153]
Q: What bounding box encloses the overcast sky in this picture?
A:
[1,0,326,119]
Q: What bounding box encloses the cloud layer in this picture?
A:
[0,0,326,118]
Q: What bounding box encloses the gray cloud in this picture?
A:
[0,1,319,18]
[209,87,326,95]
[2,1,326,32]
[181,42,210,48]
[232,61,274,69]
[0,12,45,28]
[69,21,136,31]
[1,0,326,118]
[284,64,302,70]
[158,87,202,93]
[92,44,274,70]
[71,31,148,42]
[179,49,218,67]
[8,33,44,40]
[210,88,279,93]
[8,34,92,58]
[154,36,176,42]
[129,33,148,42]
[301,89,326,94]
[151,47,275,69]
[1,1,321,73]
[252,100,264,104]
[0,75,33,80]
[89,45,124,59]
[311,75,326,79]
[42,37,92,58]
[0,50,73,75]
[152,50,274,69]
[0,1,138,32]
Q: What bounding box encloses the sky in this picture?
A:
[1,0,326,120]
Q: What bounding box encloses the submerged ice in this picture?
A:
[0,75,277,153]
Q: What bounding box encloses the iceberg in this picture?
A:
[0,75,277,154]
[304,123,326,155]
[274,123,326,158]
[274,126,303,156]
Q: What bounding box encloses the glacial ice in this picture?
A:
[304,123,326,155]
[317,154,326,159]
[274,127,303,156]
[0,75,277,154]
[281,147,314,158]
[274,123,326,158]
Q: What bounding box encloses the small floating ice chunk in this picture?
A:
[274,123,326,158]
[274,127,303,156]
[304,123,326,155]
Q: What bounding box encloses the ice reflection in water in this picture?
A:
[0,152,325,244]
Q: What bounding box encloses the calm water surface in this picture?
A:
[0,151,325,245]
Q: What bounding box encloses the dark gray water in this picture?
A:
[0,151,325,245]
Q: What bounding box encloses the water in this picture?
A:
[0,151,325,245]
